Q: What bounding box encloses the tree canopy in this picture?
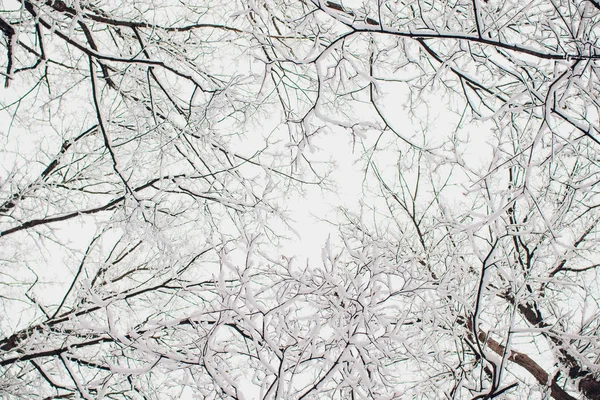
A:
[1,0,600,398]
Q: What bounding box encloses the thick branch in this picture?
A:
[478,330,577,400]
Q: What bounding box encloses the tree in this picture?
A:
[1,0,600,398]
